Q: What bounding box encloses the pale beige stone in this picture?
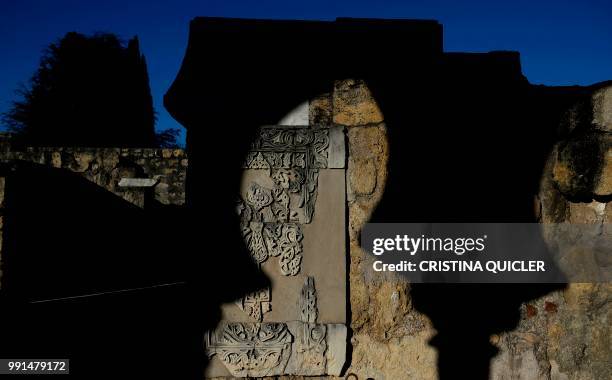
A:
[347,331,437,380]
[490,344,545,380]
[349,158,377,196]
[568,201,606,224]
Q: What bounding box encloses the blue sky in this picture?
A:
[1,0,611,144]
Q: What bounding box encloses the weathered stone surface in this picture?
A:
[1,147,187,206]
[568,200,606,224]
[206,321,294,378]
[346,125,388,203]
[528,89,612,379]
[2,63,611,380]
[208,120,347,378]
[539,155,569,223]
[333,79,384,126]
[348,331,437,380]
[490,341,545,380]
[545,284,612,380]
[592,85,612,132]
[118,177,158,187]
[348,158,376,196]
[324,324,347,376]
[594,145,612,197]
[551,135,603,198]
[72,150,95,172]
[309,94,333,126]
[343,118,441,380]
[340,80,612,380]
[327,126,345,169]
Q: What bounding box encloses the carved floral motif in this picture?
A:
[234,126,327,322]
[242,127,329,223]
[205,322,293,377]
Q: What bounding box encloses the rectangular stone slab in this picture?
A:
[205,124,347,378]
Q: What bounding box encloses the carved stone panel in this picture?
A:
[205,117,347,378]
[205,322,293,378]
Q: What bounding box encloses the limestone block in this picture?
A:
[333,79,383,126]
[347,331,437,380]
[538,155,569,223]
[545,284,612,380]
[348,158,376,197]
[592,85,612,132]
[207,123,347,377]
[568,201,606,224]
[327,126,345,169]
[594,145,612,197]
[118,177,158,187]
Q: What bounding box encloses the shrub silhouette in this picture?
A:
[2,32,168,147]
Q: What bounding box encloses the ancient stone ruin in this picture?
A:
[0,17,609,380]
[204,108,348,377]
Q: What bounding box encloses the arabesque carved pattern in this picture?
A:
[239,192,304,276]
[242,127,329,224]
[205,322,293,378]
[235,126,328,321]
[296,276,327,374]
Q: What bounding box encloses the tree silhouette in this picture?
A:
[2,32,171,147]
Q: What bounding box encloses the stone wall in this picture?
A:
[0,82,609,380]
[489,86,611,380]
[333,79,438,380]
[0,143,187,290]
[333,80,611,380]
[0,144,187,206]
[201,79,610,380]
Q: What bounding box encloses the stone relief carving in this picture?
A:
[205,124,346,377]
[242,127,329,224]
[205,322,293,378]
[238,196,304,276]
[299,276,318,323]
[296,323,327,374]
[295,277,327,375]
[234,127,332,321]
[206,276,342,377]
[235,287,271,322]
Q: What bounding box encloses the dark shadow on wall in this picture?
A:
[365,53,571,379]
[164,17,574,379]
[0,160,266,379]
[0,17,579,380]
